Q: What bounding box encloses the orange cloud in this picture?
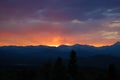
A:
[0,30,119,47]
[0,21,120,47]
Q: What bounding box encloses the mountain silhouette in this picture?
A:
[112,41,120,46]
[0,42,120,67]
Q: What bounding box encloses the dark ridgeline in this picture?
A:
[0,50,120,80]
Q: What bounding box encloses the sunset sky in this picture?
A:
[0,0,120,47]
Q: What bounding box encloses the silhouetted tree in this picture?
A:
[0,72,1,80]
[53,57,65,80]
[108,64,118,80]
[42,59,53,80]
[96,73,105,80]
[20,68,34,80]
[68,50,78,80]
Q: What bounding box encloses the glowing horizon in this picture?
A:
[0,43,116,47]
[0,0,120,47]
[0,36,118,47]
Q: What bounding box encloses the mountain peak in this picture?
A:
[58,44,69,47]
[113,41,120,46]
[73,44,94,47]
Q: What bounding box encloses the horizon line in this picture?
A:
[0,41,119,48]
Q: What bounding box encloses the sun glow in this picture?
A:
[0,31,118,47]
[48,44,59,47]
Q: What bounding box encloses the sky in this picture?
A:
[0,0,120,47]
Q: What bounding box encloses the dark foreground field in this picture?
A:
[0,50,120,80]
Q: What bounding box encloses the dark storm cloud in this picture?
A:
[0,0,120,34]
[0,0,120,21]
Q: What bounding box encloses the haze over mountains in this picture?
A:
[0,42,120,67]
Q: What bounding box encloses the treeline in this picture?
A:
[0,50,119,80]
[42,50,78,80]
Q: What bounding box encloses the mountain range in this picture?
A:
[0,42,120,68]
